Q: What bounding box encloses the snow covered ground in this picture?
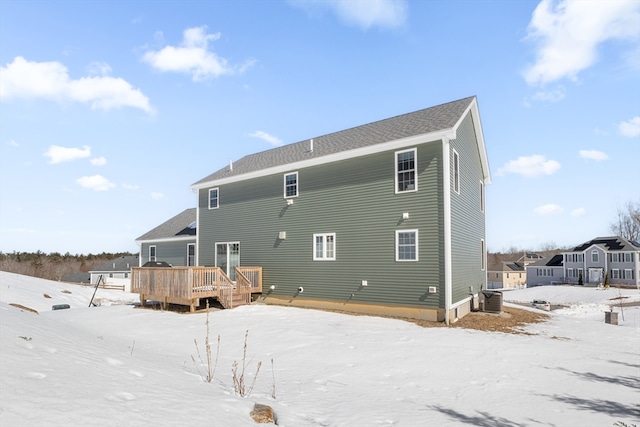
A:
[1,271,638,426]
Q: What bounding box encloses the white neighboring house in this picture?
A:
[526,254,565,287]
[527,236,640,287]
[89,255,139,292]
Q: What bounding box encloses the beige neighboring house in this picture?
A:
[487,253,543,289]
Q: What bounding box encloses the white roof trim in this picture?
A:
[191,128,457,190]
[135,235,196,244]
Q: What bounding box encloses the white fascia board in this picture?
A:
[135,235,196,244]
[190,129,455,190]
[453,98,491,185]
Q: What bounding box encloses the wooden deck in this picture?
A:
[130,266,262,312]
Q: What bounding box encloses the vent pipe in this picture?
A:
[229,159,233,171]
[309,139,314,153]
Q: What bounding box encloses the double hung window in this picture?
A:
[453,149,460,193]
[396,230,418,261]
[284,172,298,198]
[187,243,196,266]
[208,188,219,209]
[395,149,417,193]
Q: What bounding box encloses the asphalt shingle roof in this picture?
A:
[193,96,476,186]
[570,236,640,252]
[135,208,196,242]
[90,255,139,272]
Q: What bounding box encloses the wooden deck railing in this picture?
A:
[131,266,262,312]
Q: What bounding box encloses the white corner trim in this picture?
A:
[442,137,452,326]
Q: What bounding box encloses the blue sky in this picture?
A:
[1,0,639,255]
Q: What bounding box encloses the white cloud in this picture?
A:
[122,183,139,190]
[86,61,112,76]
[6,139,19,147]
[150,192,164,200]
[90,156,107,166]
[142,26,255,81]
[498,155,561,177]
[291,0,408,30]
[534,204,564,215]
[76,175,116,191]
[618,116,640,137]
[249,131,283,147]
[0,57,154,113]
[531,87,565,102]
[523,0,640,86]
[44,145,91,164]
[571,208,586,217]
[579,149,609,161]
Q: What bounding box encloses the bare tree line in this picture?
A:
[0,251,136,282]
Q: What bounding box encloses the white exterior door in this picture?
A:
[588,268,603,283]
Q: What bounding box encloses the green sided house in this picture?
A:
[187,96,490,323]
[135,208,197,267]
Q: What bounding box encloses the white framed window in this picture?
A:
[313,233,336,261]
[208,188,219,209]
[396,230,418,261]
[624,253,634,262]
[481,238,486,270]
[623,269,633,279]
[611,269,620,279]
[611,253,622,262]
[537,268,552,277]
[591,250,599,263]
[453,149,460,194]
[395,148,417,193]
[567,268,574,278]
[187,243,196,266]
[149,245,156,262]
[284,172,298,198]
[479,181,484,212]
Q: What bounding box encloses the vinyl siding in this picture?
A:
[199,140,445,309]
[449,113,487,304]
[141,240,195,266]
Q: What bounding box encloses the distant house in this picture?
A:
[487,262,525,289]
[526,236,640,287]
[487,253,543,289]
[526,255,565,287]
[186,96,490,323]
[135,208,197,267]
[89,255,139,291]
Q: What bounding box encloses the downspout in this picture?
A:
[442,137,452,326]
